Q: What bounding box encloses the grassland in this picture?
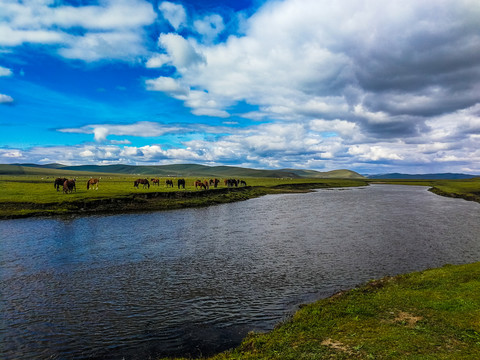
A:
[0,175,368,218]
[161,262,480,360]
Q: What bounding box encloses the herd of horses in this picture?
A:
[55,177,246,194]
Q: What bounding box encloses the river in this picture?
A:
[1,185,480,359]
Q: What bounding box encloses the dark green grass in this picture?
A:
[161,262,480,360]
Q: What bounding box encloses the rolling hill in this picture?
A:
[2,163,365,179]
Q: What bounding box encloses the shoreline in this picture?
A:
[0,182,354,220]
[2,180,479,220]
[159,261,480,359]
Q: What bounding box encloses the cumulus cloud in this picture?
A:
[145,0,480,151]
[194,14,225,43]
[159,2,187,31]
[0,0,156,61]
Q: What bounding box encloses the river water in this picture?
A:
[1,185,480,359]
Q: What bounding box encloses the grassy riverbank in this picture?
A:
[162,262,480,360]
[0,175,368,218]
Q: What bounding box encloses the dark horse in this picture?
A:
[209,178,220,188]
[177,178,185,189]
[134,178,150,189]
[165,179,174,187]
[54,177,67,191]
[63,179,76,194]
[87,178,99,190]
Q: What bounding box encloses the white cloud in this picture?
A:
[59,31,147,61]
[0,94,14,104]
[0,0,156,60]
[158,33,205,69]
[145,54,170,68]
[194,14,225,42]
[58,121,182,142]
[0,66,13,77]
[145,76,188,95]
[159,2,187,31]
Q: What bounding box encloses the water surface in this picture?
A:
[1,185,480,359]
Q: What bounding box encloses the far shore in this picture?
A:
[1,177,479,219]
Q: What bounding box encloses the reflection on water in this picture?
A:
[1,185,480,359]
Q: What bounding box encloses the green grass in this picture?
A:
[161,262,480,360]
[0,175,368,218]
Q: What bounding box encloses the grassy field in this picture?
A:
[161,262,480,360]
[0,175,368,218]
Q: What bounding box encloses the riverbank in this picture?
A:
[368,178,480,205]
[162,262,480,359]
[0,178,368,219]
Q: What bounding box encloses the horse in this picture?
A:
[165,179,174,187]
[204,180,210,189]
[151,178,160,186]
[195,180,207,190]
[134,178,150,189]
[177,178,185,189]
[54,177,67,191]
[63,179,76,194]
[209,178,220,188]
[239,180,247,186]
[87,178,99,190]
[225,179,238,187]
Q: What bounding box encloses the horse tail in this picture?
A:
[87,180,90,190]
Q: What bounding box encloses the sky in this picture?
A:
[1,0,480,174]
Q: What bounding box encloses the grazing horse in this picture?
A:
[54,177,67,191]
[87,178,99,190]
[177,178,186,189]
[151,178,160,186]
[63,179,76,194]
[225,179,238,187]
[209,178,220,188]
[165,179,174,187]
[134,178,150,189]
[239,180,247,186]
[195,180,207,190]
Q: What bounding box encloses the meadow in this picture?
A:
[0,174,368,218]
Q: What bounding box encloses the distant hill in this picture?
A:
[2,163,365,179]
[367,173,478,180]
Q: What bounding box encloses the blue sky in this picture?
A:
[1,0,480,174]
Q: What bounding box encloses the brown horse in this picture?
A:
[134,178,150,189]
[63,179,76,194]
[87,178,99,190]
[151,178,160,186]
[195,180,207,190]
[54,177,67,191]
[165,179,174,187]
